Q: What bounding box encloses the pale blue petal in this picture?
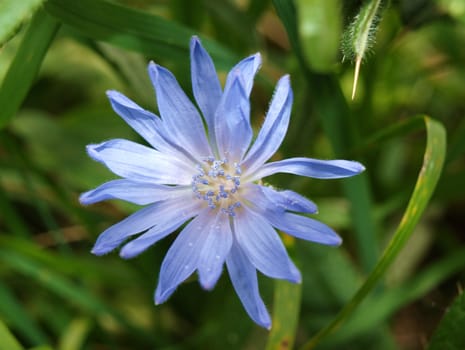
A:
[271,212,342,246]
[241,183,317,214]
[226,241,271,329]
[91,203,159,255]
[224,53,261,97]
[80,179,189,205]
[260,185,317,214]
[233,207,301,283]
[87,139,194,185]
[242,75,293,174]
[249,158,366,182]
[190,36,222,143]
[242,184,341,246]
[214,75,252,162]
[155,209,216,304]
[91,194,199,255]
[107,90,195,163]
[197,211,232,290]
[119,199,203,258]
[148,62,212,160]
[106,91,167,150]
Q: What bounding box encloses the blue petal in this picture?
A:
[260,185,318,214]
[119,199,203,258]
[106,90,195,163]
[224,53,261,97]
[148,62,212,160]
[155,209,217,304]
[80,179,189,205]
[242,184,341,246]
[242,75,293,174]
[233,207,301,283]
[106,91,166,149]
[91,203,159,255]
[226,240,271,329]
[214,74,252,162]
[271,212,342,246]
[190,37,222,144]
[91,194,200,255]
[250,158,366,182]
[87,139,194,185]
[197,211,232,290]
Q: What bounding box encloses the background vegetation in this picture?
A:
[0,0,464,349]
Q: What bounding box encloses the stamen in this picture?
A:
[191,157,243,216]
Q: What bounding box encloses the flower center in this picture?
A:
[192,157,242,216]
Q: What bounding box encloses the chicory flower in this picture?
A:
[80,36,364,329]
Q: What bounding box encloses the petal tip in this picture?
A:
[154,287,173,305]
[86,143,102,162]
[258,314,272,330]
[119,247,136,259]
[91,245,109,256]
[106,90,118,98]
[78,192,90,205]
[190,35,201,48]
[332,235,343,246]
[147,61,159,77]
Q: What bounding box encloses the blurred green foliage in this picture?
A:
[0,0,464,349]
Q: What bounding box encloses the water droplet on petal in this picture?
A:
[188,242,193,247]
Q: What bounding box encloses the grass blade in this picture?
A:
[266,280,302,350]
[300,116,446,349]
[0,0,45,45]
[0,8,59,128]
[44,0,237,69]
[0,281,49,345]
[0,319,25,350]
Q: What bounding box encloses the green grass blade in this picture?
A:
[0,0,45,45]
[0,319,25,350]
[44,0,237,69]
[0,249,158,346]
[266,280,302,350]
[58,318,91,350]
[0,281,49,345]
[300,116,446,349]
[323,247,465,345]
[428,289,465,349]
[0,8,59,129]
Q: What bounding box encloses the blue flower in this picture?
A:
[80,36,365,329]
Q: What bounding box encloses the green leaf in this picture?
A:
[266,280,302,350]
[0,0,45,45]
[0,319,25,350]
[296,0,342,72]
[44,0,237,69]
[300,116,446,349]
[0,8,59,128]
[428,290,465,349]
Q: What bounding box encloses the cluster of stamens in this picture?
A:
[192,157,242,216]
